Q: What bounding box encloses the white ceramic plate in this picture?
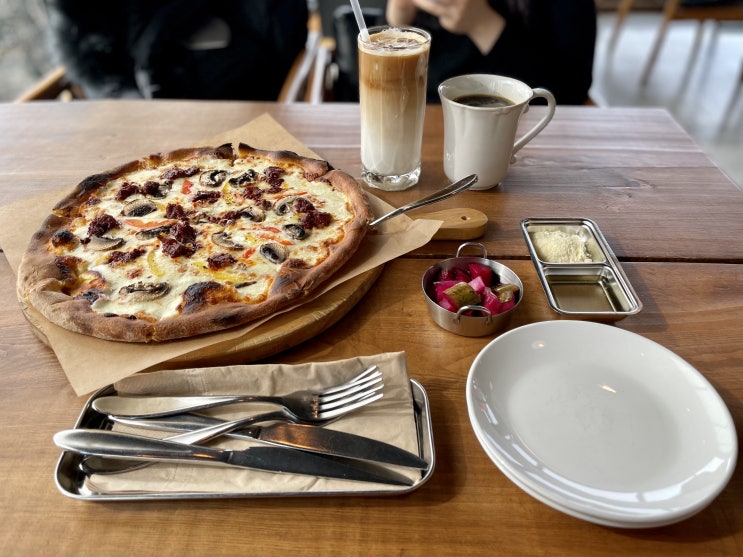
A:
[466,321,737,528]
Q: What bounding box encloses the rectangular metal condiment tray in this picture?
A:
[55,379,434,500]
[521,218,642,321]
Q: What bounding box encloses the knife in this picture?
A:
[54,429,414,486]
[112,414,428,469]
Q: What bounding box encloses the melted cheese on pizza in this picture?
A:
[49,153,354,321]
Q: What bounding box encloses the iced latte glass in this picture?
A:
[358,26,430,191]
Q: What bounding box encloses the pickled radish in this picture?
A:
[440,267,469,282]
[429,263,519,316]
[481,288,502,313]
[468,275,487,295]
[433,280,460,300]
[468,263,493,285]
[438,295,458,312]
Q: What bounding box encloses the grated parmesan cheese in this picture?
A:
[532,230,592,263]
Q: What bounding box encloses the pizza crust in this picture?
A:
[17,143,372,342]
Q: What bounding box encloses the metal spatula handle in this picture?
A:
[369,174,478,227]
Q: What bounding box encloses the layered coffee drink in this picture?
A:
[358,26,430,191]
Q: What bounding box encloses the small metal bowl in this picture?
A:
[422,242,523,337]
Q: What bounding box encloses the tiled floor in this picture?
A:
[1,5,741,188]
[591,11,743,189]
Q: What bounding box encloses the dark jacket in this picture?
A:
[414,0,596,104]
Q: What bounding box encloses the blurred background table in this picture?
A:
[0,100,741,556]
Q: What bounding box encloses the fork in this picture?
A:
[91,365,383,421]
[81,391,384,476]
[82,368,384,475]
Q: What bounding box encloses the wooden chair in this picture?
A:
[280,3,386,104]
[277,10,342,104]
[17,3,317,103]
[610,0,743,85]
[14,65,85,102]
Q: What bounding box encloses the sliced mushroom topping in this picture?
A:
[86,235,125,251]
[135,224,172,240]
[229,169,258,187]
[211,231,244,250]
[118,281,170,302]
[122,198,157,217]
[273,196,300,216]
[244,206,266,222]
[160,182,173,196]
[191,210,211,224]
[200,169,228,188]
[283,223,307,240]
[259,242,288,264]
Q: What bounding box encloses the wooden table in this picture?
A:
[0,101,741,556]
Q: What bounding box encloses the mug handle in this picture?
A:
[512,88,556,156]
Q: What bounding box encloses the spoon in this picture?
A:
[369,174,478,228]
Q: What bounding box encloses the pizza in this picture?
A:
[17,143,373,342]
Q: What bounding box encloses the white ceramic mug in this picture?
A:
[438,74,556,190]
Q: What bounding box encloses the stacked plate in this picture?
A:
[466,321,737,528]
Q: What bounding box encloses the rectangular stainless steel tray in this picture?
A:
[521,217,642,321]
[55,379,434,500]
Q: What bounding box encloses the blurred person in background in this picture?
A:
[44,0,309,99]
[385,0,596,104]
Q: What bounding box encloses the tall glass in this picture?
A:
[358,26,430,191]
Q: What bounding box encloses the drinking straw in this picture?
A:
[349,0,370,43]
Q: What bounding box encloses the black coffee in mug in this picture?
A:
[453,93,514,108]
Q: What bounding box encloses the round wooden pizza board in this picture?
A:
[22,266,383,369]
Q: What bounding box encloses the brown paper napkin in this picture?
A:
[84,352,424,495]
[0,114,441,395]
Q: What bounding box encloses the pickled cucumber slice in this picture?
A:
[443,282,481,308]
